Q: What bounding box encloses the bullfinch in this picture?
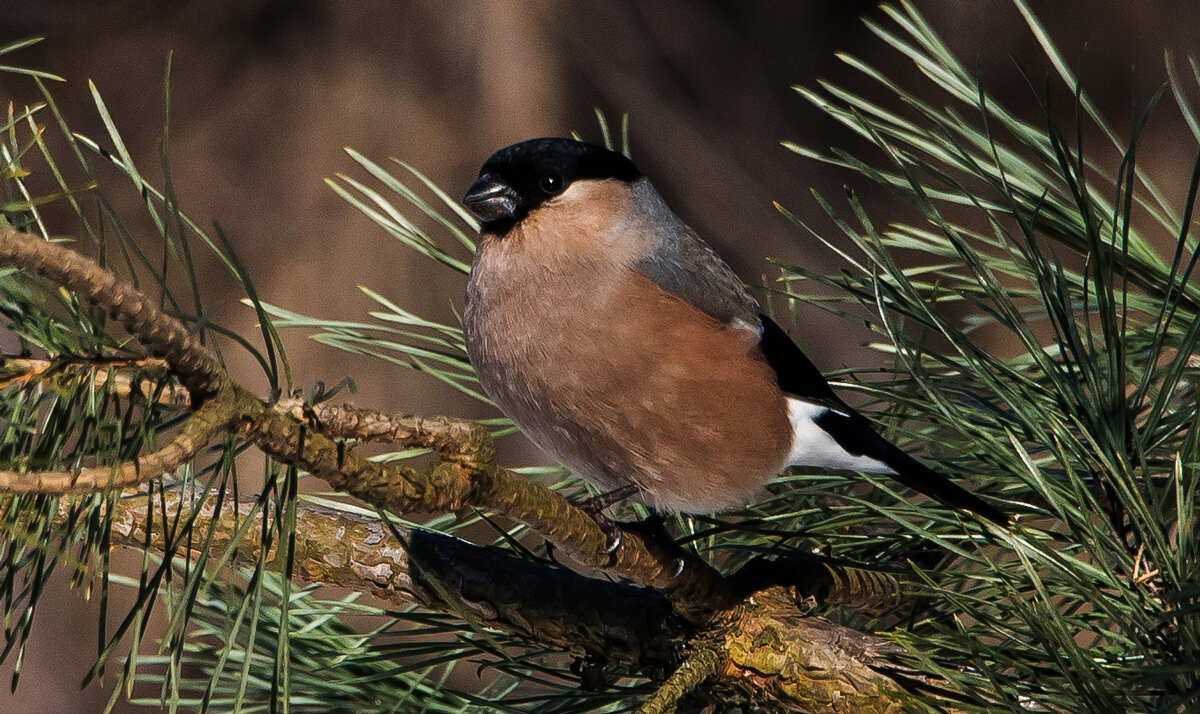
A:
[460,137,1006,526]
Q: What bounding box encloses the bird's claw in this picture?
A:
[576,486,639,559]
[603,528,622,554]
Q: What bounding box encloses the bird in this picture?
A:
[459,137,1007,526]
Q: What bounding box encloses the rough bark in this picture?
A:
[98,490,684,671]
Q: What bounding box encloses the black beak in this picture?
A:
[462,173,521,222]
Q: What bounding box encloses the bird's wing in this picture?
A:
[812,406,1008,523]
[755,313,852,412]
[633,225,762,329]
[631,224,847,410]
[632,235,1006,523]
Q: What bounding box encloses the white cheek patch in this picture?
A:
[786,398,894,474]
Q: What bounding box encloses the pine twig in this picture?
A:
[635,637,723,714]
[0,228,225,399]
[0,393,237,493]
[0,356,190,406]
[273,397,476,447]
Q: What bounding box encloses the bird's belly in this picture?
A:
[465,269,793,513]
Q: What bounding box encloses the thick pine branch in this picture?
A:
[95,488,683,670]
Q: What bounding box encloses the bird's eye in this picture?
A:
[539,172,564,195]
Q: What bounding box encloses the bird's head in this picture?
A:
[462,138,641,234]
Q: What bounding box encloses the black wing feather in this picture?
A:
[757,313,848,411]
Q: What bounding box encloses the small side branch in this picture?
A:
[0,357,190,406]
[0,228,225,399]
[273,398,477,448]
[0,392,238,494]
[636,638,723,714]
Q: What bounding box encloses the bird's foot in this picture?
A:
[618,513,686,578]
[574,491,688,576]
[590,512,624,556]
[576,484,640,554]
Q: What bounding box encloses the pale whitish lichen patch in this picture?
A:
[378,546,405,562]
[351,561,395,586]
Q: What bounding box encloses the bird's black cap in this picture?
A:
[463,138,641,233]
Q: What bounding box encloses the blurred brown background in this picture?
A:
[0,1,1195,711]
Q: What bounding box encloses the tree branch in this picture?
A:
[98,489,684,670]
[95,489,921,712]
[635,635,723,714]
[272,397,476,447]
[246,385,734,622]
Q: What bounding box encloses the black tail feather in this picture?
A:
[880,447,1010,526]
[815,409,1010,526]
